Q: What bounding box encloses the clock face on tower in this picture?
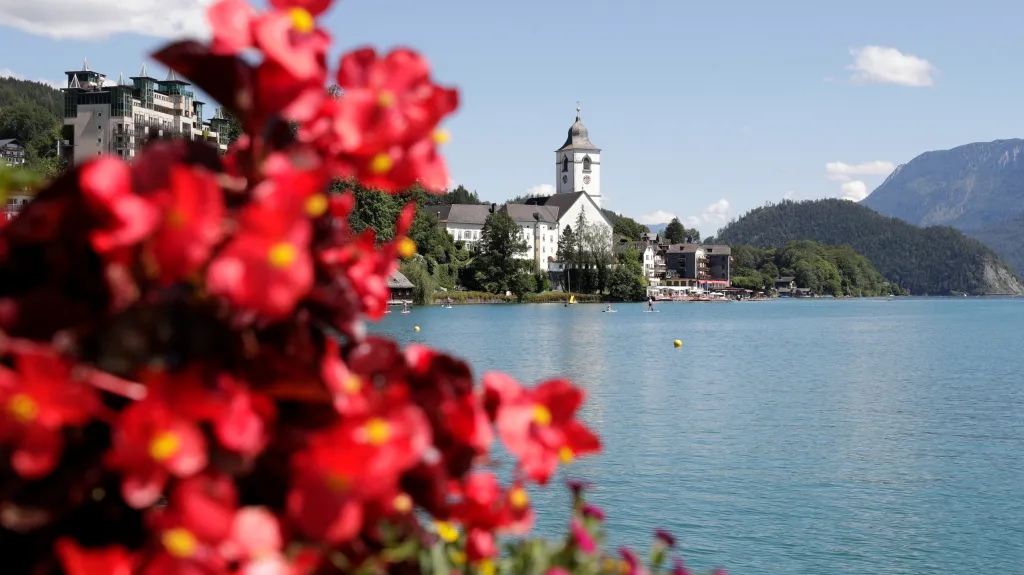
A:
[583,175,591,184]
[562,175,568,183]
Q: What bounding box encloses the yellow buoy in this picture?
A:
[673,339,682,348]
[414,326,421,332]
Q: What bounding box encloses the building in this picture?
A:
[555,104,602,208]
[0,139,26,166]
[433,204,491,249]
[662,243,732,289]
[4,193,33,221]
[499,203,560,271]
[615,240,658,282]
[434,105,612,275]
[387,271,415,303]
[60,59,229,165]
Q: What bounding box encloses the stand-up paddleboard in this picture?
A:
[602,310,617,313]
[401,311,411,314]
[384,310,392,314]
[644,310,660,313]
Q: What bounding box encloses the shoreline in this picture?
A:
[408,293,1021,306]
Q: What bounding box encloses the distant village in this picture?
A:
[393,106,785,302]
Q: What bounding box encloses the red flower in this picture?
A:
[287,404,431,542]
[253,8,330,83]
[0,345,98,479]
[55,539,133,575]
[334,47,458,156]
[148,164,225,284]
[484,373,601,484]
[105,397,208,508]
[620,547,648,575]
[78,157,160,256]
[320,338,370,417]
[206,218,314,320]
[207,0,257,55]
[571,518,596,553]
[142,474,238,575]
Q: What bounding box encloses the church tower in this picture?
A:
[554,103,601,207]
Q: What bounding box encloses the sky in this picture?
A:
[2,0,1023,237]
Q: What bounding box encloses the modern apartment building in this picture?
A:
[61,59,230,165]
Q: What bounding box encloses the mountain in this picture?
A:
[713,198,1024,295]
[0,77,63,118]
[861,138,1024,273]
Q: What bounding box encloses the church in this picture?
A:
[435,106,612,272]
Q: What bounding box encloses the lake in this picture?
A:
[374,298,1024,575]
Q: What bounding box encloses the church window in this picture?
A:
[561,156,568,173]
[583,156,591,172]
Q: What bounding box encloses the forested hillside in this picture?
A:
[730,241,896,297]
[713,199,1024,295]
[0,76,64,178]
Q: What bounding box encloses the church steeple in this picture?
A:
[553,103,602,208]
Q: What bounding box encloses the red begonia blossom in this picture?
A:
[484,373,601,484]
[0,344,98,479]
[105,397,208,508]
[55,539,133,575]
[147,164,225,284]
[78,157,159,257]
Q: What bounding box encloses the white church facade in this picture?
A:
[436,105,613,273]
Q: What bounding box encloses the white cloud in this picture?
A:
[523,184,555,198]
[847,46,937,87]
[840,181,869,202]
[0,68,63,89]
[639,210,676,225]
[825,160,895,182]
[783,190,796,200]
[0,0,213,40]
[683,199,731,229]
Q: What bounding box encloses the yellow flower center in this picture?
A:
[326,473,349,494]
[288,8,315,33]
[370,153,393,174]
[432,129,450,145]
[477,559,496,575]
[397,237,416,259]
[161,527,199,558]
[509,487,529,509]
[149,431,181,461]
[436,521,459,543]
[532,404,551,426]
[268,242,297,269]
[305,194,328,217]
[7,393,39,424]
[378,91,395,108]
[559,446,575,464]
[393,493,413,514]
[342,374,362,394]
[166,208,187,228]
[364,418,391,446]
[449,549,467,565]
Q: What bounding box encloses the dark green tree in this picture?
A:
[468,212,529,295]
[663,217,686,244]
[612,215,649,240]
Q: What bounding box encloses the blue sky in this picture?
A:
[2,0,1023,236]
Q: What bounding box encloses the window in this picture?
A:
[561,156,568,173]
[583,156,591,171]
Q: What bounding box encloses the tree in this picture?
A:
[468,212,529,294]
[424,185,484,206]
[612,215,649,240]
[557,225,576,262]
[684,227,701,243]
[609,247,647,301]
[663,217,686,244]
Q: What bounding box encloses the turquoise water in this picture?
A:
[375,299,1024,575]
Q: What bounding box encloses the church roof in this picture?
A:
[433,204,491,225]
[525,192,610,227]
[556,105,600,152]
[499,204,559,223]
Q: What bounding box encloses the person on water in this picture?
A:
[402,301,410,313]
[647,296,655,312]
[606,304,613,312]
